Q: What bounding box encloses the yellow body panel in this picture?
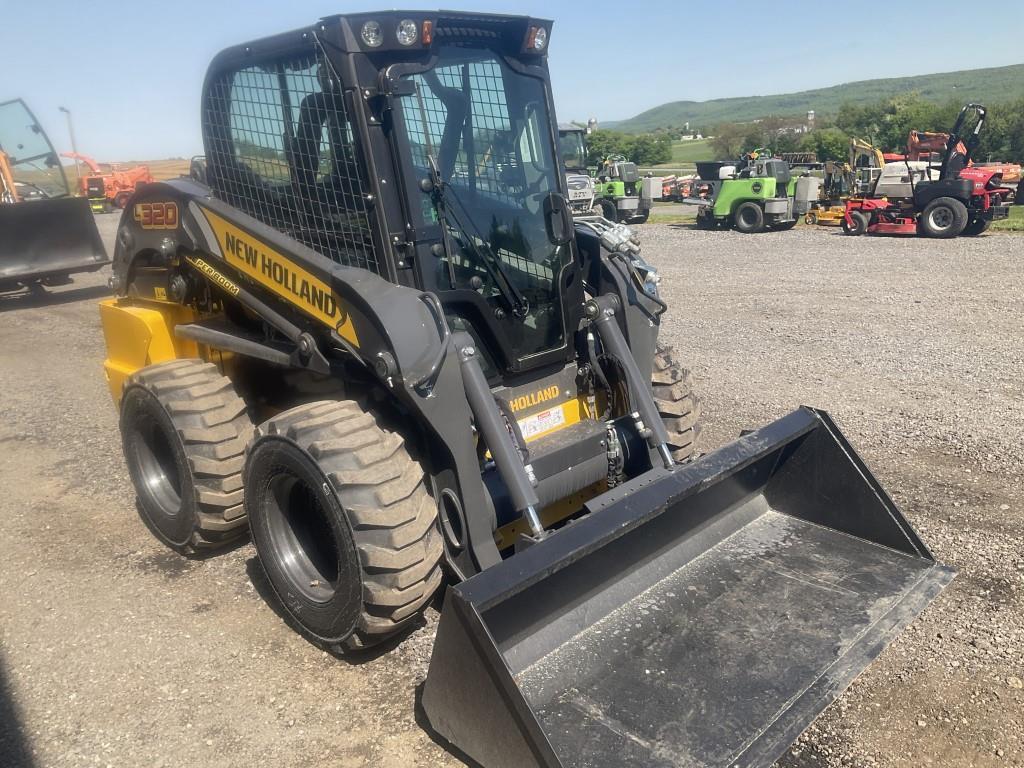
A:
[198,207,360,347]
[99,299,198,405]
[516,396,588,443]
[807,206,846,226]
[493,481,607,550]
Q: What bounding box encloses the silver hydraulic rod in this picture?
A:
[455,333,545,539]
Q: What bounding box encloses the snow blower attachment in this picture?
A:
[0,98,107,294]
[422,407,954,768]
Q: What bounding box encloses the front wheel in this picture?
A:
[805,211,819,225]
[961,217,991,236]
[919,197,968,238]
[695,210,717,230]
[842,210,869,236]
[733,201,765,233]
[596,198,618,222]
[245,400,443,652]
[651,344,702,463]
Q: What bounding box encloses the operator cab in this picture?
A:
[199,12,576,382]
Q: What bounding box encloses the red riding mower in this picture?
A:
[843,104,1013,238]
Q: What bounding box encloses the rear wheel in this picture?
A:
[842,210,869,236]
[120,360,253,553]
[919,197,968,238]
[245,400,443,651]
[770,219,797,231]
[961,217,991,236]
[733,202,765,233]
[651,344,702,463]
[630,210,650,224]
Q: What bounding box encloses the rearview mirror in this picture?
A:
[543,192,573,246]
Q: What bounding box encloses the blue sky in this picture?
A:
[4,0,1023,160]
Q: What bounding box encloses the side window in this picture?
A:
[228,67,288,184]
[204,50,380,274]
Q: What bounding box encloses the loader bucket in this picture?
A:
[422,407,953,768]
[0,197,108,292]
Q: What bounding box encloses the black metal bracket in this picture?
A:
[585,293,674,469]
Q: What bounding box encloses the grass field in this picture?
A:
[668,138,715,164]
[992,203,1024,231]
[62,158,191,183]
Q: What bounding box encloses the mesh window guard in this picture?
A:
[204,47,380,274]
[406,59,520,210]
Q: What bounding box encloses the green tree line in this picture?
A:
[707,94,1024,163]
[584,129,673,165]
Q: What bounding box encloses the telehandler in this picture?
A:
[99,12,952,767]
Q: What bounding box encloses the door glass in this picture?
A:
[0,100,69,199]
[398,47,570,361]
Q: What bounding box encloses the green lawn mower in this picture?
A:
[687,149,817,233]
[593,154,660,224]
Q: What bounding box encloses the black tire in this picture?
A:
[651,344,702,463]
[733,201,765,233]
[120,359,253,553]
[629,209,650,224]
[244,400,443,651]
[961,217,991,236]
[596,198,618,222]
[695,210,717,230]
[919,197,968,238]
[770,219,797,231]
[842,210,869,236]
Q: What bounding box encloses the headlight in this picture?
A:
[532,27,547,50]
[396,19,418,46]
[361,20,383,48]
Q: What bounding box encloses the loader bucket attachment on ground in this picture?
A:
[0,197,108,292]
[422,407,953,768]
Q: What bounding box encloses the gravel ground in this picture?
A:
[0,217,1021,767]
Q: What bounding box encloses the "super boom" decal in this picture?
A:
[198,208,359,347]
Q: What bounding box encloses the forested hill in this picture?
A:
[607,63,1024,133]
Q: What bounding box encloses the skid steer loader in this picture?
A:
[0,98,108,294]
[99,12,952,767]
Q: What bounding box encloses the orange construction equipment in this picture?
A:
[907,130,953,161]
[61,152,154,212]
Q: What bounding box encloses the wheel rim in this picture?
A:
[130,412,183,516]
[739,208,755,227]
[929,206,953,230]
[263,472,340,603]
